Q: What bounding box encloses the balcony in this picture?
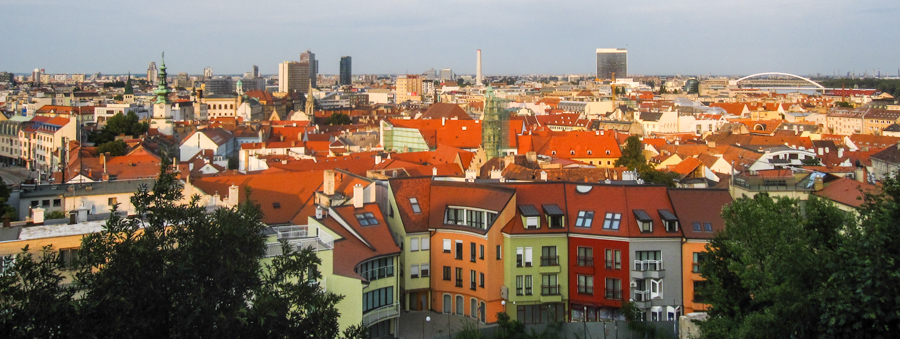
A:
[631,260,665,279]
[541,255,559,266]
[363,303,400,327]
[265,225,335,257]
[632,289,651,309]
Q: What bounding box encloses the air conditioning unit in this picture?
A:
[630,281,638,287]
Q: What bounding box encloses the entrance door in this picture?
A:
[420,294,427,311]
[443,294,451,313]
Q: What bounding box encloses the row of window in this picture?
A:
[515,246,559,267]
[441,294,487,323]
[357,257,394,282]
[515,273,560,296]
[442,240,492,262]
[408,236,429,252]
[441,266,485,290]
[523,209,682,233]
[362,286,394,313]
[409,263,430,278]
[575,247,623,270]
[444,207,498,230]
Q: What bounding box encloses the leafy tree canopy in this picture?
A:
[700,184,900,338]
[325,112,352,126]
[96,139,127,156]
[88,111,148,146]
[614,135,677,187]
[0,162,364,339]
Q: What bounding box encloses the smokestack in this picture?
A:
[352,184,364,208]
[476,49,483,86]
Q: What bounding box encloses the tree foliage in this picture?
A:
[0,176,16,220]
[96,139,127,156]
[0,161,357,338]
[699,187,900,338]
[325,112,352,126]
[615,135,678,187]
[88,111,148,145]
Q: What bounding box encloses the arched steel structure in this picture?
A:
[735,72,825,90]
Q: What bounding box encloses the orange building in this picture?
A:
[669,189,732,313]
[428,181,517,323]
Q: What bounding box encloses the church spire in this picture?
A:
[305,79,315,117]
[153,52,170,104]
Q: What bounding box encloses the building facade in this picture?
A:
[596,48,627,80]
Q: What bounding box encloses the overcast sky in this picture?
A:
[3,0,898,77]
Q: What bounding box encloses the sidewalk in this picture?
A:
[398,310,496,339]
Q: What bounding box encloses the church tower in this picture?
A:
[151,53,175,135]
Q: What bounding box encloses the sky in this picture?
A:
[3,0,899,77]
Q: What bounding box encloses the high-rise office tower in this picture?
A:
[300,50,317,92]
[278,61,303,93]
[147,62,158,85]
[476,49,483,86]
[440,69,453,82]
[339,56,352,86]
[596,48,627,80]
[203,67,213,79]
[252,65,259,78]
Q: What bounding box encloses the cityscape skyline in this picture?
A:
[3,0,899,76]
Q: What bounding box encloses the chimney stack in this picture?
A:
[324,170,335,195]
[352,184,364,208]
[540,171,548,181]
[476,49,483,86]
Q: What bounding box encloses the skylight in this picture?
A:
[356,212,379,226]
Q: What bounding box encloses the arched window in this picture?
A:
[443,294,451,314]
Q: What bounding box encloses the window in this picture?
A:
[692,252,705,273]
[634,209,652,232]
[602,213,621,230]
[355,212,378,226]
[575,211,594,227]
[455,241,463,260]
[108,197,117,206]
[525,217,539,229]
[421,238,430,250]
[479,245,484,260]
[651,306,663,322]
[605,249,621,269]
[519,205,540,229]
[363,287,394,313]
[410,264,419,278]
[704,222,713,232]
[455,267,463,287]
[650,279,663,299]
[577,275,594,295]
[53,199,61,207]
[443,239,451,253]
[409,197,421,213]
[577,247,593,267]
[59,248,78,270]
[693,280,708,303]
[466,210,484,229]
[635,251,662,271]
[692,222,701,232]
[443,266,451,280]
[456,295,464,315]
[541,246,558,266]
[516,275,524,295]
[358,257,394,281]
[421,263,430,277]
[479,272,484,288]
[446,208,464,225]
[471,298,477,318]
[524,275,533,295]
[524,247,533,267]
[516,247,523,267]
[605,278,622,300]
[541,274,559,295]
[659,209,678,232]
[470,270,477,290]
[543,204,564,228]
[470,242,476,262]
[496,245,501,260]
[410,238,419,251]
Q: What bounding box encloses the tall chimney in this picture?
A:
[324,170,335,195]
[476,49,483,86]
[352,184,364,208]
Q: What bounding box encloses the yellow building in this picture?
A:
[396,75,423,104]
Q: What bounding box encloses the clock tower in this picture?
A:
[151,52,175,135]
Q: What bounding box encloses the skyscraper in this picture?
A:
[278,61,302,93]
[596,48,627,80]
[147,62,158,85]
[252,65,259,78]
[300,50,317,92]
[203,67,213,79]
[339,56,352,86]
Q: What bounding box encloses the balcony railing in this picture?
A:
[541,255,559,266]
[362,303,400,327]
[358,266,395,282]
[541,284,560,296]
[633,260,664,271]
[265,225,335,257]
[577,256,593,267]
[633,289,651,302]
[605,289,622,300]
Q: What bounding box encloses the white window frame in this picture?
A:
[410,264,419,278]
[410,237,419,252]
[443,239,451,253]
[525,216,539,229]
[516,247,524,267]
[524,247,533,267]
[650,279,663,299]
[421,263,430,277]
[421,237,430,250]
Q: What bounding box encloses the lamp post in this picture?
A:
[422,316,430,339]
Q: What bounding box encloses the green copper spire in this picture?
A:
[153,52,170,104]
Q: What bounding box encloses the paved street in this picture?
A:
[398,311,496,339]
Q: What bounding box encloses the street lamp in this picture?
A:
[422,316,430,339]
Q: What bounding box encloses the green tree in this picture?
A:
[659,83,667,94]
[0,162,359,338]
[699,194,855,338]
[89,111,148,147]
[96,139,127,156]
[833,101,853,108]
[800,156,821,166]
[325,112,352,125]
[0,177,16,220]
[615,135,647,170]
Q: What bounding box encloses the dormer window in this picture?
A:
[587,150,592,155]
[519,205,540,229]
[658,209,679,232]
[633,209,653,232]
[542,204,565,228]
[570,150,575,155]
[551,150,556,155]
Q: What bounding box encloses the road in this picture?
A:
[0,165,34,185]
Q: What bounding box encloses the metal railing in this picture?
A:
[633,260,664,271]
[265,225,335,257]
[363,303,400,326]
[633,289,651,301]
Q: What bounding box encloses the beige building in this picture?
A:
[278,61,302,93]
[395,75,423,103]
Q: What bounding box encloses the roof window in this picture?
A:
[356,212,379,226]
